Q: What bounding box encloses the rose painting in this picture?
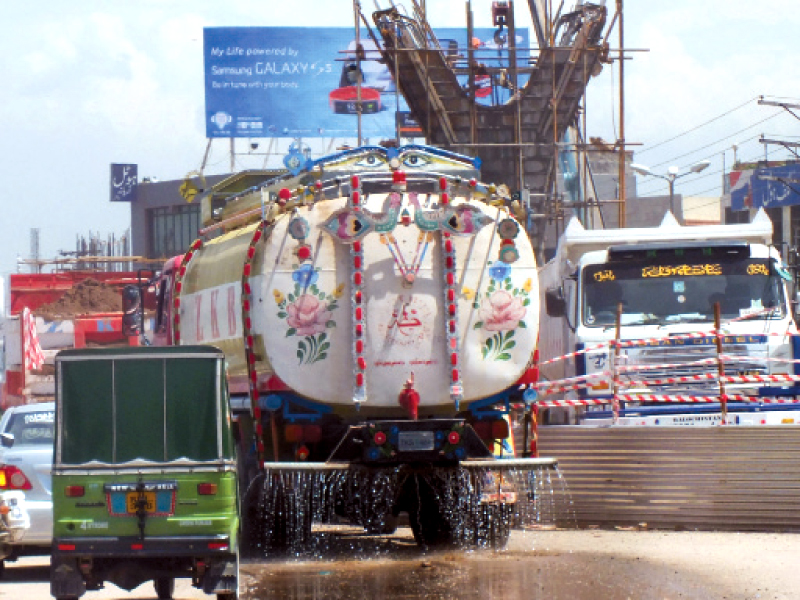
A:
[472,262,531,361]
[274,264,343,364]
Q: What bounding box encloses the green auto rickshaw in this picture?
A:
[50,346,239,600]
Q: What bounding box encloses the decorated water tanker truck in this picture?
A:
[126,145,551,552]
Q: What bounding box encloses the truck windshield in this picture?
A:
[582,258,786,327]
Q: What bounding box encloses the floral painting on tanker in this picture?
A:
[467,261,531,361]
[273,264,343,365]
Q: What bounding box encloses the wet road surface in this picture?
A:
[6,528,800,599]
[244,526,800,600]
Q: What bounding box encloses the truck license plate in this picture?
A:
[398,431,434,452]
[126,491,156,514]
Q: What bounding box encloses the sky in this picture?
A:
[2,0,800,282]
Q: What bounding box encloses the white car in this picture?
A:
[0,490,30,573]
[0,403,53,572]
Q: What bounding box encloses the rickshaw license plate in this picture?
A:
[126,491,156,513]
[398,431,434,452]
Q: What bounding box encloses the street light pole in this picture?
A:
[630,160,711,225]
[667,175,676,216]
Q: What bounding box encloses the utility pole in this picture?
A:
[616,0,626,228]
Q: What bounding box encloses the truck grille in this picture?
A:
[616,342,769,395]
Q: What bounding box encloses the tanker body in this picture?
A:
[136,146,549,551]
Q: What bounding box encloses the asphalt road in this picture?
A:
[4,528,800,599]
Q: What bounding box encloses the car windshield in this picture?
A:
[5,410,55,446]
[582,258,786,327]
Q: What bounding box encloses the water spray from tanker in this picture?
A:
[252,464,574,557]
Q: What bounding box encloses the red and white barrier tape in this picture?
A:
[540,327,797,368]
[536,395,800,408]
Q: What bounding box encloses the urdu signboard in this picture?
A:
[109,164,138,202]
[203,26,529,139]
[729,161,800,210]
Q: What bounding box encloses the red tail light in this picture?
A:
[303,424,322,444]
[472,421,492,440]
[208,542,228,550]
[0,465,32,490]
[285,424,322,444]
[491,418,510,440]
[284,424,303,443]
[65,485,85,498]
[197,483,218,495]
[472,419,510,440]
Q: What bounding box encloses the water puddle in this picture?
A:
[243,542,718,600]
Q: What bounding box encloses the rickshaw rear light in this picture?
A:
[208,542,228,550]
[65,485,85,497]
[0,465,32,490]
[58,544,76,551]
[197,483,218,495]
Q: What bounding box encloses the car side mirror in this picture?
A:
[1,433,15,448]
[545,287,566,317]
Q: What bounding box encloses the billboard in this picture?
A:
[730,162,800,210]
[203,27,529,139]
[109,164,138,202]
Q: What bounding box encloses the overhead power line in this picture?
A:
[637,96,758,156]
[649,111,785,169]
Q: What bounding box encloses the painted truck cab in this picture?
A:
[539,210,800,424]
[50,346,239,600]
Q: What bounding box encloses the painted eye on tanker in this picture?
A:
[401,153,432,168]
[354,154,387,168]
[440,205,493,236]
[321,209,373,243]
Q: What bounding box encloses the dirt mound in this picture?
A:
[36,278,123,320]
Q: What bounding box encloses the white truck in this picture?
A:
[538,209,800,426]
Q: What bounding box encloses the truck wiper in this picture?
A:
[603,315,661,330]
[735,307,781,321]
[626,315,662,325]
[664,314,709,324]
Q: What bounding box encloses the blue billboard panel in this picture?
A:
[730,162,800,210]
[110,164,137,202]
[203,27,529,139]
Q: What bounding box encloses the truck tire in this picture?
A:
[474,504,512,549]
[408,476,455,548]
[261,475,313,553]
[240,473,265,556]
[153,577,175,599]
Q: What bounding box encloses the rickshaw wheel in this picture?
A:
[154,576,175,599]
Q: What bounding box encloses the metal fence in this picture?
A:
[536,425,800,531]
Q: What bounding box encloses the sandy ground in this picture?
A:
[525,529,800,600]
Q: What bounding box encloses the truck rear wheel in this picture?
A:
[474,504,513,549]
[261,475,313,553]
[408,475,455,548]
